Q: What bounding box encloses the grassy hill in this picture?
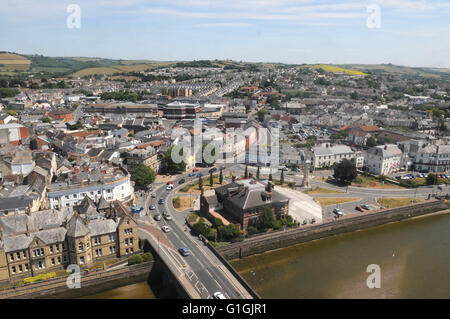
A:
[338,64,450,79]
[303,64,368,76]
[0,53,32,72]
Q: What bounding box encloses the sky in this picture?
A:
[1,0,450,67]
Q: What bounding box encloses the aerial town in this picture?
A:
[0,54,449,299]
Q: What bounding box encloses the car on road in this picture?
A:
[355,205,365,212]
[166,185,173,191]
[333,208,343,217]
[193,168,199,172]
[361,204,370,210]
[150,205,156,210]
[151,193,157,198]
[154,214,161,221]
[179,178,185,184]
[197,173,203,177]
[179,247,190,257]
[161,226,170,233]
[213,292,226,299]
[167,181,173,185]
[189,172,196,177]
[163,213,172,221]
[158,198,165,205]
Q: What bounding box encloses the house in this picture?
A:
[364,144,402,175]
[312,144,355,168]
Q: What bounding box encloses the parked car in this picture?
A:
[161,226,170,233]
[361,204,370,210]
[179,247,190,256]
[158,198,165,205]
[193,168,199,172]
[355,205,365,212]
[333,208,343,217]
[167,181,173,185]
[213,292,226,299]
[150,205,156,210]
[166,185,173,191]
[197,173,203,177]
[189,172,196,177]
[179,178,185,184]
[154,214,161,221]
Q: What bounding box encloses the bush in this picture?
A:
[207,228,218,241]
[142,252,154,262]
[273,220,283,230]
[173,197,181,208]
[353,178,363,184]
[128,255,143,265]
[188,213,198,223]
[213,217,224,228]
[247,226,258,236]
[23,272,56,284]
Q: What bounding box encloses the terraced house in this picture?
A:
[0,200,139,283]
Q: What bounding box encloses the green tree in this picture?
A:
[128,255,143,265]
[198,176,203,189]
[256,166,260,179]
[219,167,223,184]
[366,136,377,147]
[162,145,187,173]
[41,117,51,123]
[218,224,241,241]
[257,108,267,122]
[258,206,275,230]
[244,165,248,178]
[132,164,156,188]
[193,221,210,237]
[333,159,357,184]
[142,252,154,262]
[350,91,358,100]
[426,173,438,185]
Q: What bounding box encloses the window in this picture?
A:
[73,194,77,198]
[23,250,27,258]
[109,246,116,254]
[12,266,16,274]
[125,238,129,246]
[94,236,101,245]
[9,254,14,262]
[57,256,61,264]
[49,246,54,254]
[79,256,85,264]
[78,242,84,252]
[65,195,69,199]
[63,255,67,263]
[95,249,102,257]
[51,258,55,266]
[56,245,60,253]
[16,252,21,260]
[109,234,115,242]
[18,265,23,273]
[130,247,134,253]
[129,238,134,245]
[86,242,90,249]
[125,248,129,254]
[62,243,66,251]
[25,264,29,271]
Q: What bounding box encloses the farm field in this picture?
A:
[0,53,31,71]
[303,64,368,76]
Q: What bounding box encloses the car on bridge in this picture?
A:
[179,247,190,257]
[161,226,170,233]
[213,292,226,299]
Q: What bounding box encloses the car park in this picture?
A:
[161,226,170,233]
[179,247,190,256]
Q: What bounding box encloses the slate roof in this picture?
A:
[67,215,90,237]
[88,219,117,236]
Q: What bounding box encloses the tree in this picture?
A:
[41,117,51,123]
[209,171,213,186]
[198,175,203,189]
[257,108,267,122]
[162,145,187,173]
[128,255,143,265]
[142,252,154,262]
[426,173,438,185]
[132,164,155,188]
[258,206,275,230]
[256,166,260,179]
[219,167,223,184]
[218,224,241,241]
[366,136,377,147]
[244,165,248,178]
[333,159,357,184]
[280,170,284,184]
[193,221,210,238]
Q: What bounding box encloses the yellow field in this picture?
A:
[173,197,195,212]
[316,197,361,206]
[0,53,31,71]
[72,62,175,77]
[304,64,368,76]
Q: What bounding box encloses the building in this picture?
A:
[312,144,355,168]
[0,124,30,146]
[413,144,450,173]
[364,144,402,175]
[47,162,133,210]
[160,86,192,97]
[48,108,73,122]
[201,179,289,230]
[84,103,159,117]
[163,102,200,120]
[0,201,139,283]
[125,145,159,174]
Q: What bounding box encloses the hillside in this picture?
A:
[338,64,450,80]
[0,53,31,72]
[303,64,368,76]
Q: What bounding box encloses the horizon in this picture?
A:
[1,0,450,68]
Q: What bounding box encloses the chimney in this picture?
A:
[384,145,387,150]
[26,222,30,236]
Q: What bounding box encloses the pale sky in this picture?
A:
[1,0,450,67]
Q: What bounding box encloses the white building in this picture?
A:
[414,144,450,173]
[364,144,402,175]
[312,144,355,168]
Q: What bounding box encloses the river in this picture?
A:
[82,212,450,299]
[231,212,450,298]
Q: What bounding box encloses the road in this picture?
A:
[136,164,252,299]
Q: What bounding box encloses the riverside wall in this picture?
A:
[217,199,450,260]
